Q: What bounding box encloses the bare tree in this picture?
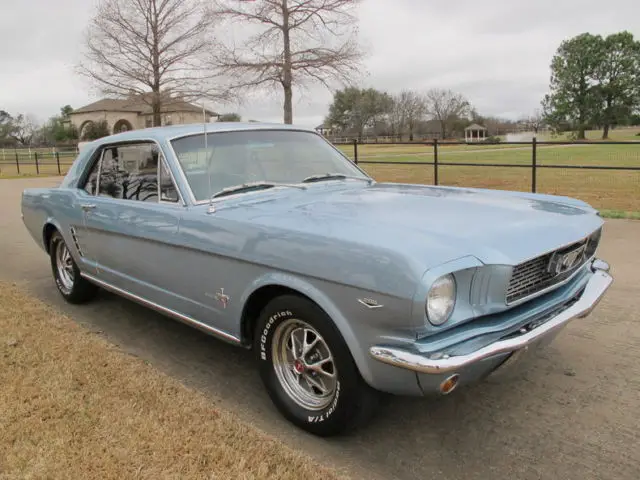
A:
[393,90,427,141]
[79,0,220,127]
[425,89,471,139]
[213,0,363,124]
[10,114,38,146]
[523,109,545,137]
[387,98,404,139]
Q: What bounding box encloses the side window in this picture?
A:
[159,159,179,203]
[98,147,124,199]
[83,158,100,195]
[98,143,159,202]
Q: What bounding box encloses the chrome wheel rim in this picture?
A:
[272,319,337,411]
[55,240,74,293]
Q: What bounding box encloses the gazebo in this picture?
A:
[464,123,487,142]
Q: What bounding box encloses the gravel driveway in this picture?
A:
[2,177,639,480]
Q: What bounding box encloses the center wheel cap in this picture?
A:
[293,359,305,374]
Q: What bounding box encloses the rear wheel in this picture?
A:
[49,230,98,304]
[255,295,379,436]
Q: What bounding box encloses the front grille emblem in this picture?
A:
[547,244,586,276]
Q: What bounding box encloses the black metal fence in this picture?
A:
[3,140,640,211]
[0,150,77,176]
[335,139,640,212]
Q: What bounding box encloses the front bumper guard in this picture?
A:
[370,259,613,375]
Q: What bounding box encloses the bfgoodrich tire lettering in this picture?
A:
[255,294,378,436]
[49,230,98,304]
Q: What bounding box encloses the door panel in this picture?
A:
[75,139,240,339]
[79,142,182,306]
[87,199,182,305]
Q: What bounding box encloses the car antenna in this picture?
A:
[202,102,215,214]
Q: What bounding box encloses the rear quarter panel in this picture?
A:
[21,187,85,259]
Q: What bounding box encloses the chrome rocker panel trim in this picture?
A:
[81,272,242,345]
[369,259,612,375]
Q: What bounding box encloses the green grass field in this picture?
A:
[337,135,640,212]
[537,126,640,141]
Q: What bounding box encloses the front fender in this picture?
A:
[239,271,423,395]
[240,272,369,376]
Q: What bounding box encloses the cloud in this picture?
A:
[1,0,638,127]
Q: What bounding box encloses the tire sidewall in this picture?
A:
[255,295,362,435]
[49,231,81,300]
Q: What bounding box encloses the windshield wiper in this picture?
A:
[302,173,373,184]
[211,181,305,200]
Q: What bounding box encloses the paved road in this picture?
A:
[2,177,639,480]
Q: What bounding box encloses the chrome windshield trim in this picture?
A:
[165,128,371,206]
[370,260,612,375]
[158,154,186,206]
[80,273,241,344]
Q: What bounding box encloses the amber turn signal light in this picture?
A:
[439,374,460,395]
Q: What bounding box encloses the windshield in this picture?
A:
[170,130,369,202]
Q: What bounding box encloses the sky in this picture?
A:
[1,0,639,128]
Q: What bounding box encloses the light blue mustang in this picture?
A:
[21,123,613,436]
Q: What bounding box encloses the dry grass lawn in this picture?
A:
[0,282,343,480]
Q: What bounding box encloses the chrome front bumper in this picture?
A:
[369,259,613,375]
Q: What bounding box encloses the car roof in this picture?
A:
[89,122,316,146]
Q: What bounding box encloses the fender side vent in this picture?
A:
[69,226,84,257]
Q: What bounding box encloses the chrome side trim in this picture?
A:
[370,260,612,375]
[80,273,241,344]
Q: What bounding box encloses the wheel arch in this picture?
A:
[43,220,62,254]
[239,273,375,385]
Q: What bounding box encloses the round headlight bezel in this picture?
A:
[425,274,456,326]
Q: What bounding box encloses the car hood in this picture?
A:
[227,182,604,268]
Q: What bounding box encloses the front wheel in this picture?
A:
[255,295,379,436]
[49,230,98,304]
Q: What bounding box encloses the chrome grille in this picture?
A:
[506,228,601,305]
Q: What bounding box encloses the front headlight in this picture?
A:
[426,274,456,325]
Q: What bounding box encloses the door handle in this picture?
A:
[80,203,96,211]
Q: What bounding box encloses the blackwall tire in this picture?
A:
[49,230,98,304]
[254,294,379,436]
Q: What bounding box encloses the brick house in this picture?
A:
[68,94,218,138]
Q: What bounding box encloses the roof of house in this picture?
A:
[71,96,217,116]
[465,123,487,130]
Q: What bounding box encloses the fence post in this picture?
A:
[433,138,439,186]
[55,152,61,175]
[35,152,39,175]
[15,151,20,174]
[352,138,358,165]
[531,137,537,193]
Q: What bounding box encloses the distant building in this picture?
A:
[315,123,335,136]
[464,123,488,142]
[68,93,218,138]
